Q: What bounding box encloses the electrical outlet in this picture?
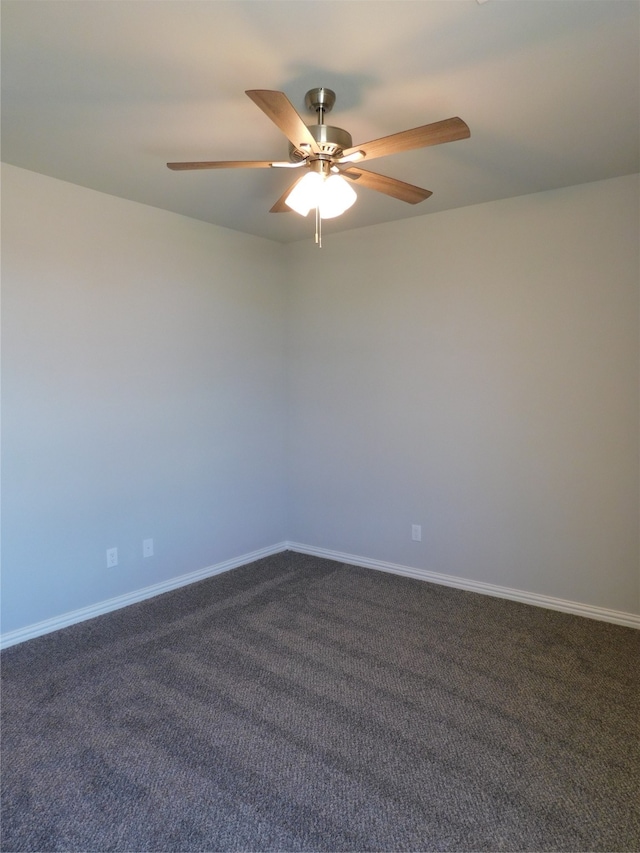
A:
[106,547,118,568]
[143,538,154,558]
[411,525,422,542]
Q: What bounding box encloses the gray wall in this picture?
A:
[2,165,638,639]
[287,175,639,614]
[1,164,287,634]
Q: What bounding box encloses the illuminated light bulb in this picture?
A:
[285,171,357,219]
[285,171,323,216]
[318,175,357,219]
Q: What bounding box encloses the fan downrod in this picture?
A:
[304,87,336,122]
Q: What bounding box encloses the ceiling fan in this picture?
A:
[167,88,470,243]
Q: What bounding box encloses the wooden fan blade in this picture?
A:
[342,167,432,204]
[341,117,470,162]
[246,90,320,155]
[269,174,309,213]
[167,160,283,170]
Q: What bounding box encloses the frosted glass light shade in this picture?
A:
[285,171,357,218]
[318,175,357,219]
[285,172,324,216]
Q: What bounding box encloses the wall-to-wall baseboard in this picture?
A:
[2,542,637,649]
[0,543,289,650]
[287,543,640,630]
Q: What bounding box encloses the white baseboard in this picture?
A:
[286,541,640,630]
[3,539,638,649]
[0,542,289,650]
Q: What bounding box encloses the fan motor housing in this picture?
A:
[289,124,353,162]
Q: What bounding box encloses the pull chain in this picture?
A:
[316,99,323,245]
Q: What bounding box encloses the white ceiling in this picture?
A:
[2,0,638,244]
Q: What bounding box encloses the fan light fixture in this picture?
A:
[285,170,357,219]
[167,87,470,247]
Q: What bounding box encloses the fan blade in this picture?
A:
[167,160,303,170]
[341,117,470,163]
[342,167,432,204]
[246,90,320,155]
[269,173,310,213]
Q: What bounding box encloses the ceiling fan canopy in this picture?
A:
[167,87,470,239]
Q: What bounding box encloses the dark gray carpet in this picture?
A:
[1,551,639,852]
